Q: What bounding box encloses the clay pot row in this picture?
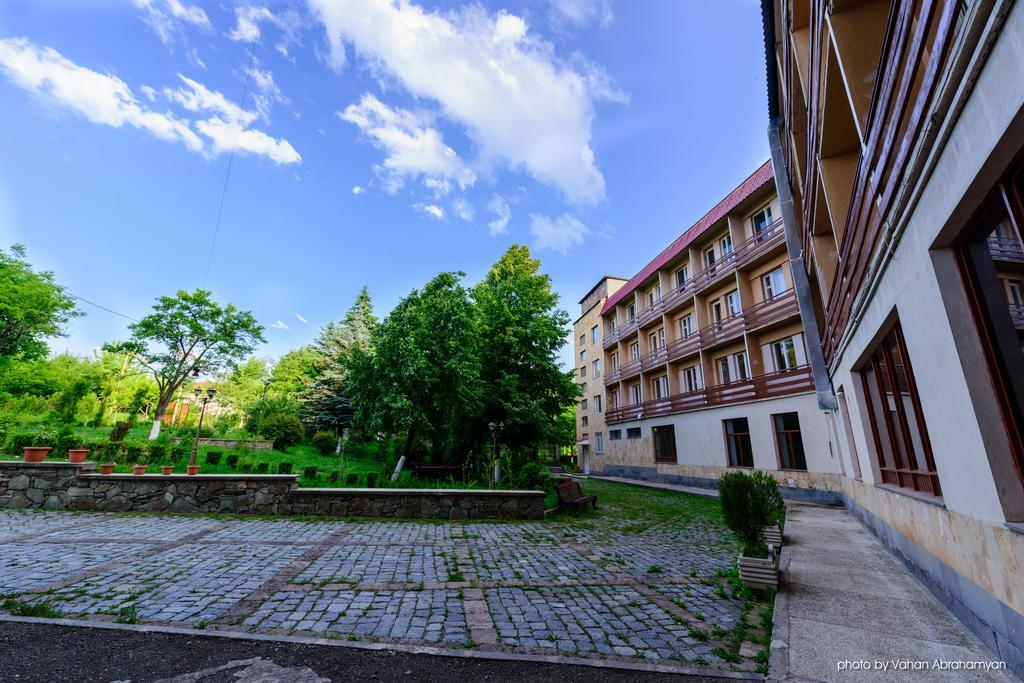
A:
[96,464,201,476]
[23,446,89,464]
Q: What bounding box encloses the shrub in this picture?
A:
[54,424,78,456]
[327,470,340,484]
[260,414,304,451]
[240,463,253,473]
[277,462,293,475]
[109,422,131,443]
[148,444,167,464]
[751,471,786,531]
[345,472,360,487]
[302,466,318,480]
[170,443,188,462]
[718,471,771,558]
[205,450,223,466]
[365,472,379,488]
[8,431,39,455]
[255,462,269,474]
[513,461,549,491]
[226,453,239,468]
[125,444,144,465]
[312,431,336,456]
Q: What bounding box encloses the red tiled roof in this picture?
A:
[600,160,774,315]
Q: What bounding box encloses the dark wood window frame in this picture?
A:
[652,425,677,463]
[723,417,754,468]
[772,412,808,471]
[858,320,941,497]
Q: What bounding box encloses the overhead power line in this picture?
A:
[68,293,137,322]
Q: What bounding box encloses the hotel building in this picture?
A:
[763,0,1024,671]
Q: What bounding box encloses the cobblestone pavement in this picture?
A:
[0,496,765,676]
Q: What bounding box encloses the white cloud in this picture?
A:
[339,93,474,196]
[308,0,624,204]
[244,62,289,123]
[414,203,445,220]
[291,312,308,323]
[0,38,299,166]
[229,5,274,42]
[487,195,511,235]
[352,185,365,195]
[548,0,614,29]
[529,213,588,254]
[133,0,211,45]
[452,198,474,222]
[271,320,290,330]
[0,37,203,152]
[140,85,157,101]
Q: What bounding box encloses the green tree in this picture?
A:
[303,287,377,439]
[215,356,270,428]
[349,273,481,465]
[0,244,81,361]
[270,346,319,395]
[104,289,264,440]
[472,245,579,459]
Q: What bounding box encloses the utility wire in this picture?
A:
[202,2,265,287]
[68,294,137,322]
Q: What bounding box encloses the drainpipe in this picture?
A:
[768,121,838,412]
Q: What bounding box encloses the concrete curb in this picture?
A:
[0,614,763,680]
[767,543,793,682]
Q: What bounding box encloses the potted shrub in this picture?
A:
[752,471,786,548]
[68,449,90,464]
[161,466,174,475]
[99,463,115,475]
[719,471,778,591]
[132,464,147,475]
[186,465,200,476]
[23,446,52,463]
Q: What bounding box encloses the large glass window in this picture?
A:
[763,267,787,300]
[595,432,604,454]
[773,412,807,470]
[680,366,700,393]
[653,425,677,463]
[680,314,694,338]
[591,325,599,344]
[724,418,753,467]
[859,321,940,497]
[752,205,774,237]
[676,265,690,288]
[771,337,799,371]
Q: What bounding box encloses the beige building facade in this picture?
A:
[764,0,1024,673]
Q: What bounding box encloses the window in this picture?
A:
[609,390,619,409]
[763,267,787,300]
[593,359,601,378]
[610,352,619,370]
[1008,280,1024,306]
[627,303,637,321]
[652,425,677,463]
[593,395,602,413]
[579,334,585,346]
[582,416,589,427]
[733,351,749,381]
[609,429,622,441]
[751,206,774,237]
[579,365,586,378]
[680,366,700,393]
[646,285,661,308]
[773,412,807,470]
[580,349,586,362]
[652,375,669,399]
[676,265,690,288]
[719,234,734,256]
[859,322,940,496]
[705,246,716,268]
[595,431,603,454]
[724,418,754,467]
[726,290,741,317]
[649,328,665,351]
[626,427,642,439]
[630,383,642,405]
[710,300,723,324]
[770,337,799,371]
[679,314,694,338]
[608,319,616,334]
[591,325,599,344]
[717,356,731,384]
[630,342,640,361]
[580,398,588,410]
[579,382,587,394]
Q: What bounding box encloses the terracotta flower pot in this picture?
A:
[23,446,52,463]
[161,466,174,475]
[68,449,89,464]
[187,465,200,476]
[99,463,115,475]
[132,464,147,475]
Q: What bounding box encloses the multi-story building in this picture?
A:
[573,276,627,473]
[763,0,1024,672]
[583,161,842,498]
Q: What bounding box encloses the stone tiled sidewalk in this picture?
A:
[0,507,763,675]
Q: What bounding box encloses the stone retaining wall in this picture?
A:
[169,438,275,450]
[0,462,544,519]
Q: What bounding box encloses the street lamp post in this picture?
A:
[189,387,216,468]
[488,421,504,488]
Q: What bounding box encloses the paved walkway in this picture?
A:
[588,475,719,499]
[0,505,764,677]
[776,504,1013,682]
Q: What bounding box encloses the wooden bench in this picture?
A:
[409,463,462,481]
[555,479,597,514]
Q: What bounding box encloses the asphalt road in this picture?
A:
[0,621,739,683]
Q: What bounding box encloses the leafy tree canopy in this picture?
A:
[0,244,81,361]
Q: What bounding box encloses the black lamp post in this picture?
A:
[488,421,504,488]
[189,387,216,468]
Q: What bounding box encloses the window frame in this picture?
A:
[772,412,808,471]
[652,425,677,463]
[723,417,754,468]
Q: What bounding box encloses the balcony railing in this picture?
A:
[1011,303,1024,330]
[640,346,668,369]
[605,365,814,424]
[743,290,799,329]
[699,312,745,348]
[988,236,1024,262]
[665,333,700,362]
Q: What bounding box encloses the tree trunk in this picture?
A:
[148,419,162,440]
[148,397,171,440]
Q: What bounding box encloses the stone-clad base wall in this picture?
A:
[0,462,543,520]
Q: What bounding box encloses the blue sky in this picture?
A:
[0,0,770,368]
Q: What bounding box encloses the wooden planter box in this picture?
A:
[738,550,779,591]
[763,523,783,549]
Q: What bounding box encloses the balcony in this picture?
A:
[743,290,799,330]
[666,333,700,362]
[1011,304,1024,330]
[605,365,814,424]
[989,236,1024,262]
[699,312,745,349]
[640,346,668,370]
[618,358,642,381]
[685,218,786,296]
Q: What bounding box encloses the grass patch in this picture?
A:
[2,598,64,618]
